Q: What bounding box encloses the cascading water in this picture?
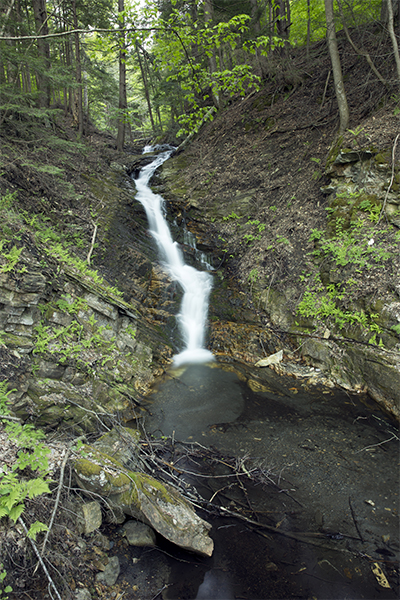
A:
[134,146,214,367]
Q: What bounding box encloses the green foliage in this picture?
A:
[0,191,17,212]
[0,563,12,598]
[298,284,382,335]
[0,246,23,273]
[241,218,266,245]
[0,191,22,237]
[0,0,387,137]
[310,217,391,269]
[276,235,290,245]
[53,296,88,315]
[391,323,400,335]
[248,268,259,283]
[289,0,381,46]
[20,160,64,177]
[33,291,136,377]
[223,212,240,221]
[26,214,123,298]
[358,199,381,222]
[153,5,283,135]
[0,382,51,541]
[297,195,397,340]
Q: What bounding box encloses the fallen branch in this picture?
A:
[254,527,354,554]
[378,133,400,224]
[208,504,356,552]
[151,583,175,600]
[18,517,63,600]
[87,221,98,266]
[349,496,364,543]
[0,414,22,422]
[320,70,331,110]
[42,437,86,555]
[355,434,398,454]
[337,0,388,87]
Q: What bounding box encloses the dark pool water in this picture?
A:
[124,361,399,599]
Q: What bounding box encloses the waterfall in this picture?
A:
[134,147,214,367]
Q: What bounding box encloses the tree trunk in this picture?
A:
[386,0,400,88]
[116,0,127,151]
[381,0,399,23]
[72,0,83,136]
[135,43,156,133]
[306,0,311,61]
[204,0,219,107]
[0,0,16,37]
[275,0,290,38]
[324,0,349,134]
[32,0,50,108]
[250,0,261,34]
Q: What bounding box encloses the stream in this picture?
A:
[127,149,399,599]
[134,146,214,367]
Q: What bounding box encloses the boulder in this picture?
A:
[77,501,102,535]
[123,520,157,547]
[95,556,120,586]
[73,428,214,557]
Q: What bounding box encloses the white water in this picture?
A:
[134,147,214,367]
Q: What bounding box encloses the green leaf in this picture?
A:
[27,521,48,540]
[8,504,24,523]
[26,478,51,499]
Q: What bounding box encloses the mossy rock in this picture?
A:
[326,135,344,170]
[74,446,133,495]
[374,151,391,166]
[0,331,34,351]
[21,378,137,432]
[94,427,142,470]
[73,439,214,556]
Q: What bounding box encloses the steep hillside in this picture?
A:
[159,26,400,417]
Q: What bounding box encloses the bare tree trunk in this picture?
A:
[306,0,311,61]
[275,0,291,38]
[204,0,219,107]
[83,69,89,120]
[381,0,400,23]
[72,0,83,136]
[32,0,50,108]
[0,0,15,37]
[135,42,155,133]
[116,0,127,151]
[387,0,400,88]
[22,64,32,93]
[324,0,349,134]
[250,0,261,34]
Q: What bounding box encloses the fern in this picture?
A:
[0,381,51,540]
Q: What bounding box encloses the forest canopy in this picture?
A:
[0,0,398,144]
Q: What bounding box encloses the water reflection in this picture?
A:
[145,364,244,440]
[195,570,234,599]
[145,361,399,599]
